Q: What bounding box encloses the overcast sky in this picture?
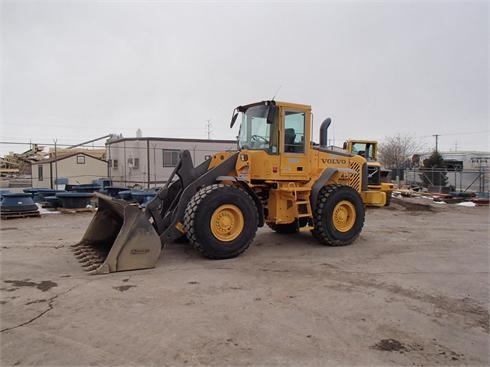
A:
[1,0,488,156]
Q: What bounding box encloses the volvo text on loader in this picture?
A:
[72,101,387,274]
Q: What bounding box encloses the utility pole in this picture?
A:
[205,120,212,140]
[54,139,58,189]
[433,134,440,152]
[471,157,489,194]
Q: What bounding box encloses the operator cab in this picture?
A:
[231,100,311,179]
[345,141,377,161]
[231,100,307,155]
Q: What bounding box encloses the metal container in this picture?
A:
[0,193,38,212]
[56,192,94,209]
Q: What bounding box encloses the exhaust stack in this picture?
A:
[319,118,332,147]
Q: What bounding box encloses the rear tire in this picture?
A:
[184,184,258,259]
[312,184,365,246]
[384,191,392,206]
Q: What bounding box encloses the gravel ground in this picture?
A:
[1,197,489,366]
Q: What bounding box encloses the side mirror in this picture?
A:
[230,110,238,128]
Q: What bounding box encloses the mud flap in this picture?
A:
[72,193,161,274]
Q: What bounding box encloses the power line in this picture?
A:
[0,141,234,154]
[417,129,489,138]
[0,141,106,148]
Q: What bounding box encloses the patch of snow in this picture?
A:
[457,202,476,207]
[36,203,61,215]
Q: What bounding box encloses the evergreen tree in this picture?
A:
[419,150,448,187]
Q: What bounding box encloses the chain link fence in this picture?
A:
[395,167,489,194]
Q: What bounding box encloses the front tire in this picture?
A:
[312,185,365,246]
[184,184,258,259]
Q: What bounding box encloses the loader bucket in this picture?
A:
[72,193,161,274]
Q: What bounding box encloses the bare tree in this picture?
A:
[378,134,423,169]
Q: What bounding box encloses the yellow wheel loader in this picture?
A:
[342,139,394,206]
[73,101,387,274]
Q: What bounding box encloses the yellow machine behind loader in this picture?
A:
[73,101,387,274]
[342,139,394,206]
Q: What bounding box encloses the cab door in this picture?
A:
[279,108,309,179]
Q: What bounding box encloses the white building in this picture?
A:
[31,152,108,189]
[106,137,237,188]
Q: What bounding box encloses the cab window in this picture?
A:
[284,111,305,153]
[352,142,374,160]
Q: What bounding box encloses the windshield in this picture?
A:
[352,142,375,161]
[237,105,278,153]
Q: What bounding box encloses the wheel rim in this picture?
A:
[210,204,244,242]
[332,200,356,232]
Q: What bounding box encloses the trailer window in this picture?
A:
[163,149,180,167]
[127,157,140,169]
[38,165,43,181]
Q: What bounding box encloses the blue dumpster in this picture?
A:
[131,189,157,206]
[56,192,94,209]
[1,193,40,219]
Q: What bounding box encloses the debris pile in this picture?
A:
[392,188,488,206]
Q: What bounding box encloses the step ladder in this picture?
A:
[287,183,312,219]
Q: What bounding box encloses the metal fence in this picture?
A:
[397,168,489,194]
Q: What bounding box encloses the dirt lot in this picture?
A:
[1,198,489,366]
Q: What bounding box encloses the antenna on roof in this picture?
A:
[271,85,282,101]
